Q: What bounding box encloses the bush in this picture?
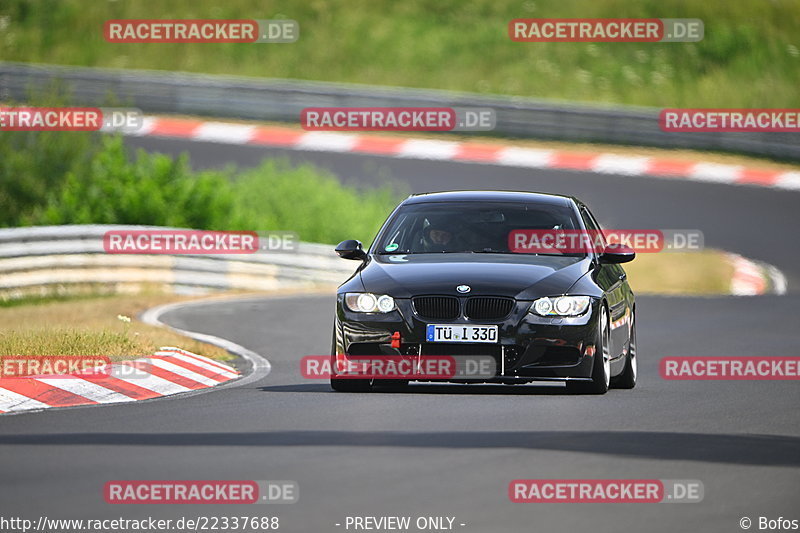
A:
[228,160,401,244]
[0,121,95,227]
[23,136,402,245]
[31,136,237,229]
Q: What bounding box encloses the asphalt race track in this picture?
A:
[1,137,798,532]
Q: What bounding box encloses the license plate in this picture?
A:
[426,324,499,343]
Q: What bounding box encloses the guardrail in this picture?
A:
[2,62,798,160]
[0,225,354,299]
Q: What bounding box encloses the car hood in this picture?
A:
[359,253,590,299]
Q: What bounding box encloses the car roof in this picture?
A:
[403,190,577,207]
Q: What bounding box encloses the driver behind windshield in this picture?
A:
[419,216,481,252]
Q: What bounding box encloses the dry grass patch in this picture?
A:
[0,292,233,362]
[625,250,735,295]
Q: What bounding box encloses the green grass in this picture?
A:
[0,290,116,308]
[1,0,798,107]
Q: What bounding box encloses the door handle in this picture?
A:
[619,273,627,280]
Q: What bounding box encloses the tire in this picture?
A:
[612,312,637,390]
[567,305,610,395]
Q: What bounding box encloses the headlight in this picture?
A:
[530,296,591,317]
[345,293,396,313]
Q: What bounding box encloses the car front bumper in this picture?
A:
[334,295,601,383]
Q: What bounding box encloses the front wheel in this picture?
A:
[567,305,610,395]
[612,313,637,389]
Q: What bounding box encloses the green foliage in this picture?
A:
[4,132,402,245]
[0,128,94,226]
[228,160,401,245]
[32,137,237,229]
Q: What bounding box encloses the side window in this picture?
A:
[580,207,606,248]
[378,214,408,252]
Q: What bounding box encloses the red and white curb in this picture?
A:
[0,347,239,415]
[125,116,800,191]
[728,253,787,296]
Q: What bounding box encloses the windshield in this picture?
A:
[374,201,585,256]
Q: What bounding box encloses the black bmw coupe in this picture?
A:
[332,191,637,394]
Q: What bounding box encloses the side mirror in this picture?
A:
[335,239,367,261]
[598,243,635,264]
